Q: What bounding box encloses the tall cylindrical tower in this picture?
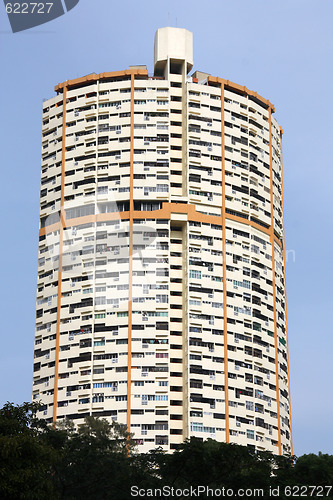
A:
[33,27,292,455]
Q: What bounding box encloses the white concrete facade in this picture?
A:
[33,28,292,455]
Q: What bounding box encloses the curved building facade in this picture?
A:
[33,27,292,455]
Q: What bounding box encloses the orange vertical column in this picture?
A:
[52,86,67,426]
[126,73,135,438]
[220,83,230,442]
[279,127,293,455]
[268,108,282,455]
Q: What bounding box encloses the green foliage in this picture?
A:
[0,402,332,499]
[156,438,273,491]
[294,452,333,486]
[54,416,137,499]
[0,402,59,500]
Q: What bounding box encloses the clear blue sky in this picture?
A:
[0,0,332,456]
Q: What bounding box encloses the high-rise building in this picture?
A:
[33,27,292,455]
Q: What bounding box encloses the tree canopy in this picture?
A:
[0,402,332,499]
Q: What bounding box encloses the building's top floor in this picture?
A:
[54,27,275,113]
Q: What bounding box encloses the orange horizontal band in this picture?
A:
[55,69,149,93]
[38,202,283,248]
[207,76,275,113]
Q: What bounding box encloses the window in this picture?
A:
[255,390,264,400]
[246,401,254,411]
[233,280,250,289]
[155,395,168,401]
[156,295,168,303]
[247,430,254,439]
[94,339,105,346]
[95,313,106,319]
[189,299,201,306]
[189,270,201,279]
[156,184,169,192]
[92,394,104,403]
[190,422,216,434]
